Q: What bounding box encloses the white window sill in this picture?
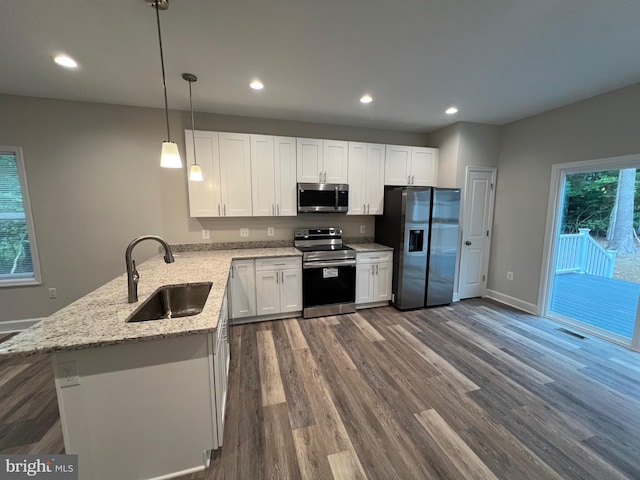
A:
[0,278,42,288]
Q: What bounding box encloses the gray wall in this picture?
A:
[0,94,428,322]
[488,82,640,307]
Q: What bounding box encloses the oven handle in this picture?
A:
[303,259,356,269]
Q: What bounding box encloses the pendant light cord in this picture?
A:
[155,1,171,142]
[189,80,198,165]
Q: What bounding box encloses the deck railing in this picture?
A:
[556,228,617,277]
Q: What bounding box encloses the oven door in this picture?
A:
[302,259,356,317]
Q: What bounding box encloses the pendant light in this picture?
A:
[183,73,203,181]
[149,0,182,168]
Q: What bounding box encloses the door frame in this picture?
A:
[539,153,640,350]
[457,166,497,300]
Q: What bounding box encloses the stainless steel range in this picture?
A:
[294,227,357,319]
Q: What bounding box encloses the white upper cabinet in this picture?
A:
[297,138,348,183]
[186,130,252,217]
[186,131,222,217]
[347,142,385,215]
[219,133,253,217]
[384,145,438,186]
[251,135,297,217]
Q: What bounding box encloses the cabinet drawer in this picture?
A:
[357,251,393,264]
[255,256,301,271]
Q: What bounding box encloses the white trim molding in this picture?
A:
[0,318,42,333]
[485,290,538,316]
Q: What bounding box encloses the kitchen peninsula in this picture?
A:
[0,247,301,480]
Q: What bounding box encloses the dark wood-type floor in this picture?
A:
[1,299,640,479]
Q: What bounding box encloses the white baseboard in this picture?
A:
[0,318,42,333]
[452,291,460,302]
[485,290,538,316]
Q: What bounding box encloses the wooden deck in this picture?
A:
[550,273,640,338]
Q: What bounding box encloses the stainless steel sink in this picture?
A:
[126,282,212,323]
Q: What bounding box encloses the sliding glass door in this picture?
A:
[546,159,640,348]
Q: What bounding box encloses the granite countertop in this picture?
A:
[348,243,393,252]
[0,247,301,358]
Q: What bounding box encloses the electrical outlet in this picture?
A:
[240,228,249,237]
[267,227,275,237]
[202,229,210,239]
[58,361,80,388]
[360,225,366,234]
[507,271,514,281]
[48,288,57,299]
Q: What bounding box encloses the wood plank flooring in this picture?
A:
[1,300,640,479]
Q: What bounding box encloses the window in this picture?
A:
[0,148,41,286]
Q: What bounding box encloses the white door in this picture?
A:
[274,137,297,216]
[297,138,323,182]
[410,147,438,186]
[250,135,276,216]
[374,262,392,301]
[384,145,411,185]
[280,269,302,312]
[219,133,252,216]
[255,270,280,315]
[459,167,497,299]
[186,130,222,217]
[230,260,256,319]
[347,142,367,215]
[355,263,374,305]
[366,143,386,214]
[323,140,349,183]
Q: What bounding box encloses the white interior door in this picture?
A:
[459,167,496,299]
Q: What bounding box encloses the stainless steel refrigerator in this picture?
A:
[375,187,461,309]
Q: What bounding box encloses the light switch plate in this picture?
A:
[360,225,366,234]
[240,228,249,237]
[202,229,210,239]
[267,227,275,237]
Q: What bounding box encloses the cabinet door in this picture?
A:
[274,137,297,216]
[186,130,222,217]
[255,270,280,315]
[355,263,375,305]
[366,143,386,214]
[384,145,411,185]
[347,142,367,215]
[230,260,256,319]
[297,138,323,183]
[410,147,438,186]
[374,262,392,301]
[280,269,302,313]
[219,133,253,216]
[323,140,349,183]
[250,135,276,217]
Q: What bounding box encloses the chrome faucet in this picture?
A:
[125,235,175,303]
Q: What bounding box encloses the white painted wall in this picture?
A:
[488,82,640,308]
[0,94,428,322]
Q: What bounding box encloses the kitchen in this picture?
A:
[2,1,640,479]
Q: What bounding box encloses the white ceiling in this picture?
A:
[2,0,640,132]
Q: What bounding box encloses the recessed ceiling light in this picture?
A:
[54,54,78,69]
[445,106,458,115]
[250,80,264,90]
[360,94,373,104]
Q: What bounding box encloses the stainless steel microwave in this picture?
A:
[297,183,349,213]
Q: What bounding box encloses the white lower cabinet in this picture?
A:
[356,251,392,307]
[212,288,230,446]
[229,259,256,320]
[255,257,302,315]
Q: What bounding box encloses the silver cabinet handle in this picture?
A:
[376,264,379,275]
[218,204,221,216]
[272,204,274,216]
[223,204,227,216]
[412,174,415,184]
[277,203,280,216]
[408,175,411,184]
[276,272,279,284]
[367,204,370,214]
[324,171,327,182]
[281,271,284,283]
[363,204,365,213]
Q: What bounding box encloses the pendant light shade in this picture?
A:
[151,0,182,169]
[161,141,182,168]
[183,72,203,181]
[189,164,204,181]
